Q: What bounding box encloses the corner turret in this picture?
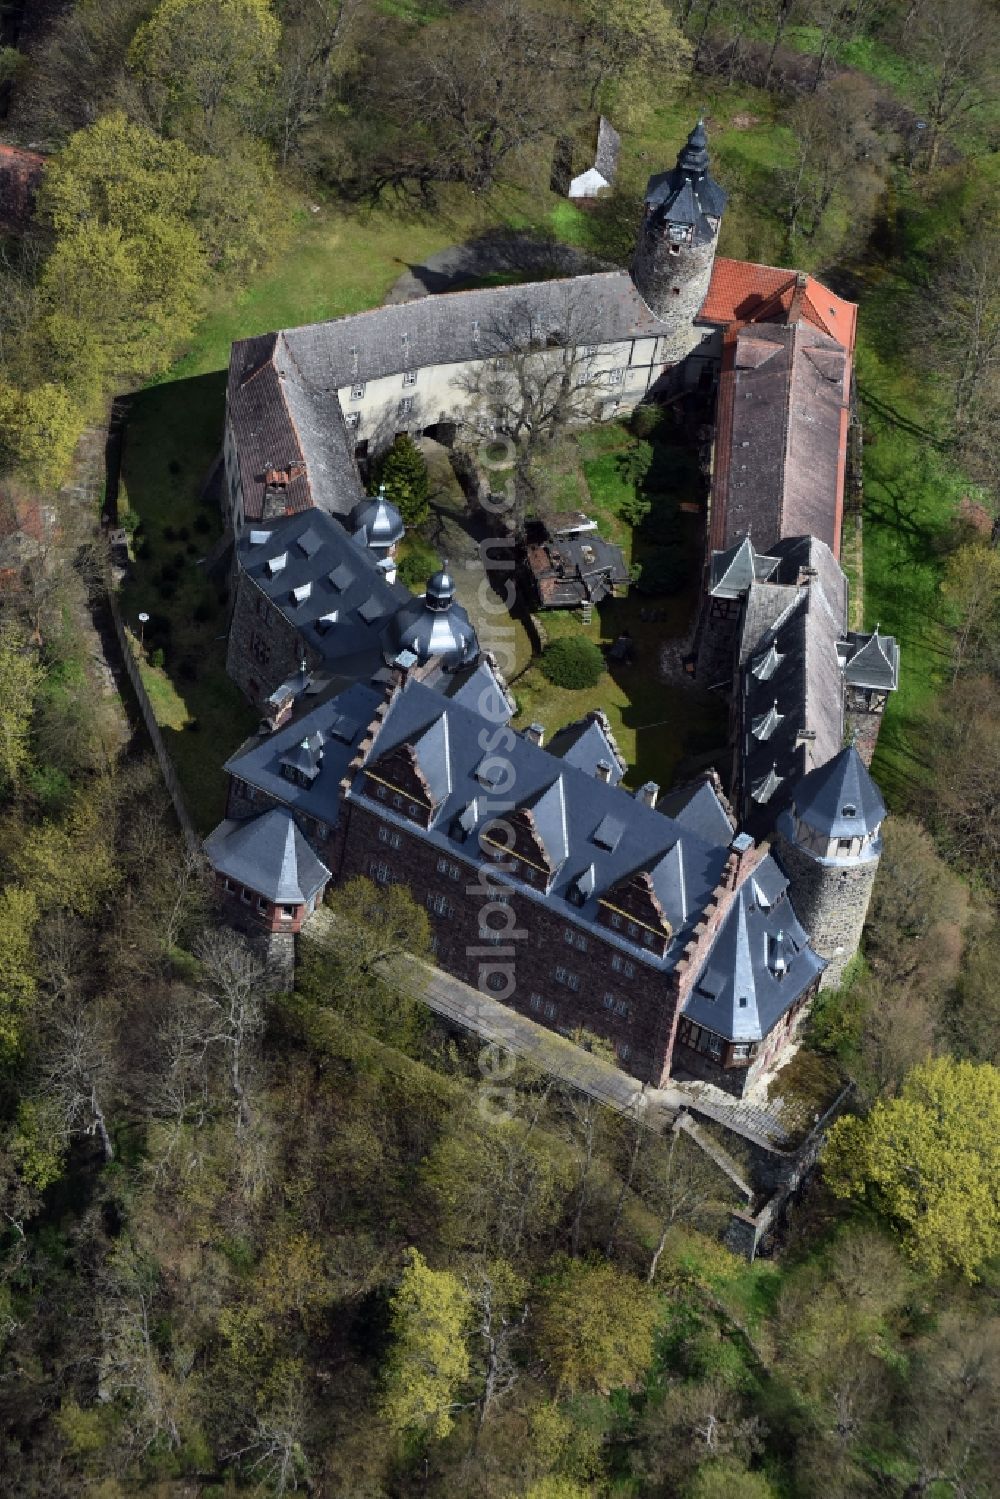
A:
[775,746,885,988]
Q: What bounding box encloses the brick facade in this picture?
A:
[843,686,887,768]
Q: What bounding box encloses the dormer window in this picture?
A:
[842,803,857,818]
[266,552,287,578]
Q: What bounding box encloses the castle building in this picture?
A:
[207,120,899,1094]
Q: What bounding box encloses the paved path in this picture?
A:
[386,232,611,305]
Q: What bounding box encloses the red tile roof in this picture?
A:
[700,257,857,353]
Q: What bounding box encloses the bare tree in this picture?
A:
[272,0,368,167]
[643,1128,733,1282]
[456,286,609,538]
[903,0,1000,173]
[194,929,268,1136]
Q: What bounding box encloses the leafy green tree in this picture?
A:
[38,111,200,238]
[381,1247,472,1439]
[686,1459,778,1499]
[0,382,84,491]
[518,1479,591,1499]
[0,886,39,1060]
[0,625,43,793]
[534,1258,660,1394]
[541,637,604,690]
[129,0,281,147]
[375,436,431,528]
[14,789,120,919]
[824,1056,1000,1279]
[324,875,431,982]
[578,0,690,119]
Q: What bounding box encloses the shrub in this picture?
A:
[632,547,687,596]
[541,635,604,690]
[150,648,165,668]
[398,538,441,591]
[629,402,662,439]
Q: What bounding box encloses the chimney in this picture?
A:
[788,270,808,324]
[595,759,613,783]
[729,831,754,887]
[636,781,659,808]
[524,722,545,747]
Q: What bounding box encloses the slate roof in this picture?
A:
[225,681,386,831]
[525,530,630,608]
[350,490,405,551]
[547,712,626,784]
[643,120,728,240]
[738,536,848,828]
[237,509,409,678]
[682,856,825,1042]
[709,536,779,599]
[381,586,479,671]
[700,257,858,351]
[204,807,331,904]
[658,775,737,847]
[839,629,900,691]
[347,677,733,964]
[710,321,851,558]
[439,658,515,722]
[785,745,886,840]
[229,271,679,525]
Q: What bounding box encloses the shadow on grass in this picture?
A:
[119,369,259,833]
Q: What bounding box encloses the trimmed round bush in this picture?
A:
[541,635,604,689]
[629,402,662,439]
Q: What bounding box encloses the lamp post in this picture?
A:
[138,611,149,650]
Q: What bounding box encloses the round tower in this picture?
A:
[631,119,727,362]
[774,747,886,989]
[349,485,405,558]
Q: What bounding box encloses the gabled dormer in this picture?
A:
[598,864,673,957]
[480,776,569,887]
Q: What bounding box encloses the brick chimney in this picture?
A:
[595,760,613,783]
[788,270,808,324]
[524,722,545,746]
[636,781,659,808]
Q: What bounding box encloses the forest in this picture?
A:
[0,0,999,1494]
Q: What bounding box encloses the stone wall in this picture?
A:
[844,687,885,768]
[631,230,718,360]
[775,833,879,989]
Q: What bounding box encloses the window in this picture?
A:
[610,913,622,930]
[402,370,417,388]
[627,921,639,938]
[350,381,366,400]
[393,794,403,808]
[315,822,328,841]
[618,1042,631,1061]
[563,927,588,951]
[427,892,455,918]
[837,838,853,854]
[614,999,630,1018]
[608,368,624,385]
[669,243,681,256]
[378,826,402,849]
[603,992,615,1010]
[733,1044,749,1060]
[398,397,413,417]
[376,784,387,800]
[369,860,392,885]
[257,897,268,912]
[345,411,361,430]
[223,877,233,892]
[435,857,460,879]
[610,955,634,977]
[249,630,270,666]
[408,803,418,816]
[554,966,579,991]
[240,887,252,903]
[544,1000,557,1019]
[643,931,655,948]
[282,905,296,919]
[255,597,271,625]
[529,993,542,1013]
